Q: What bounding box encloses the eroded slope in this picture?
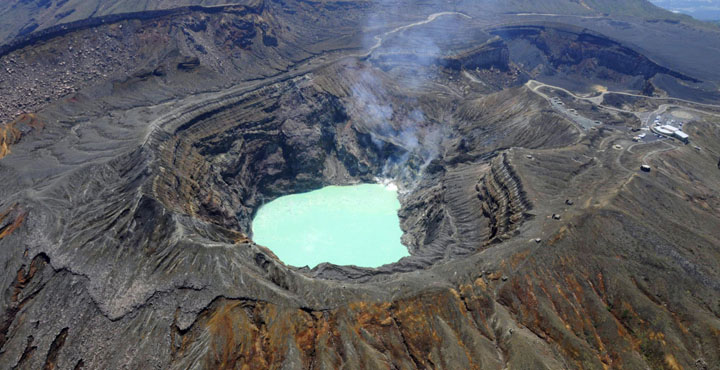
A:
[0,1,719,369]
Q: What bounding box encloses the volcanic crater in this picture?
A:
[1,0,720,368]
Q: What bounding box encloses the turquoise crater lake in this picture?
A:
[251,184,409,268]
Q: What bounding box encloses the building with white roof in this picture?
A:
[674,131,689,143]
[651,124,689,143]
[654,125,677,136]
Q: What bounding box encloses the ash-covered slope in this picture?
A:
[1,0,720,369]
[0,0,257,45]
[0,0,692,46]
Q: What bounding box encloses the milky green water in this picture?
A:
[251,184,408,268]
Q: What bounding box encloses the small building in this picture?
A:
[641,165,651,172]
[653,125,678,137]
[673,131,689,143]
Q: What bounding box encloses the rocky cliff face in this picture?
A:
[1,0,720,369]
[490,23,701,91]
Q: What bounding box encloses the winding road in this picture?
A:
[363,11,471,58]
[527,79,720,134]
[527,79,720,113]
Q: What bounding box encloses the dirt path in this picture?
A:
[365,12,471,57]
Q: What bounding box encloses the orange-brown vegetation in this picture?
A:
[0,205,26,240]
[0,114,43,160]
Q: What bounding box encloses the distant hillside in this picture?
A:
[649,0,720,20]
[0,0,255,46]
[0,0,698,46]
[500,0,686,18]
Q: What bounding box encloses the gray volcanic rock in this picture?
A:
[1,0,720,369]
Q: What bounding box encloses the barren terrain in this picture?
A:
[1,0,720,369]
